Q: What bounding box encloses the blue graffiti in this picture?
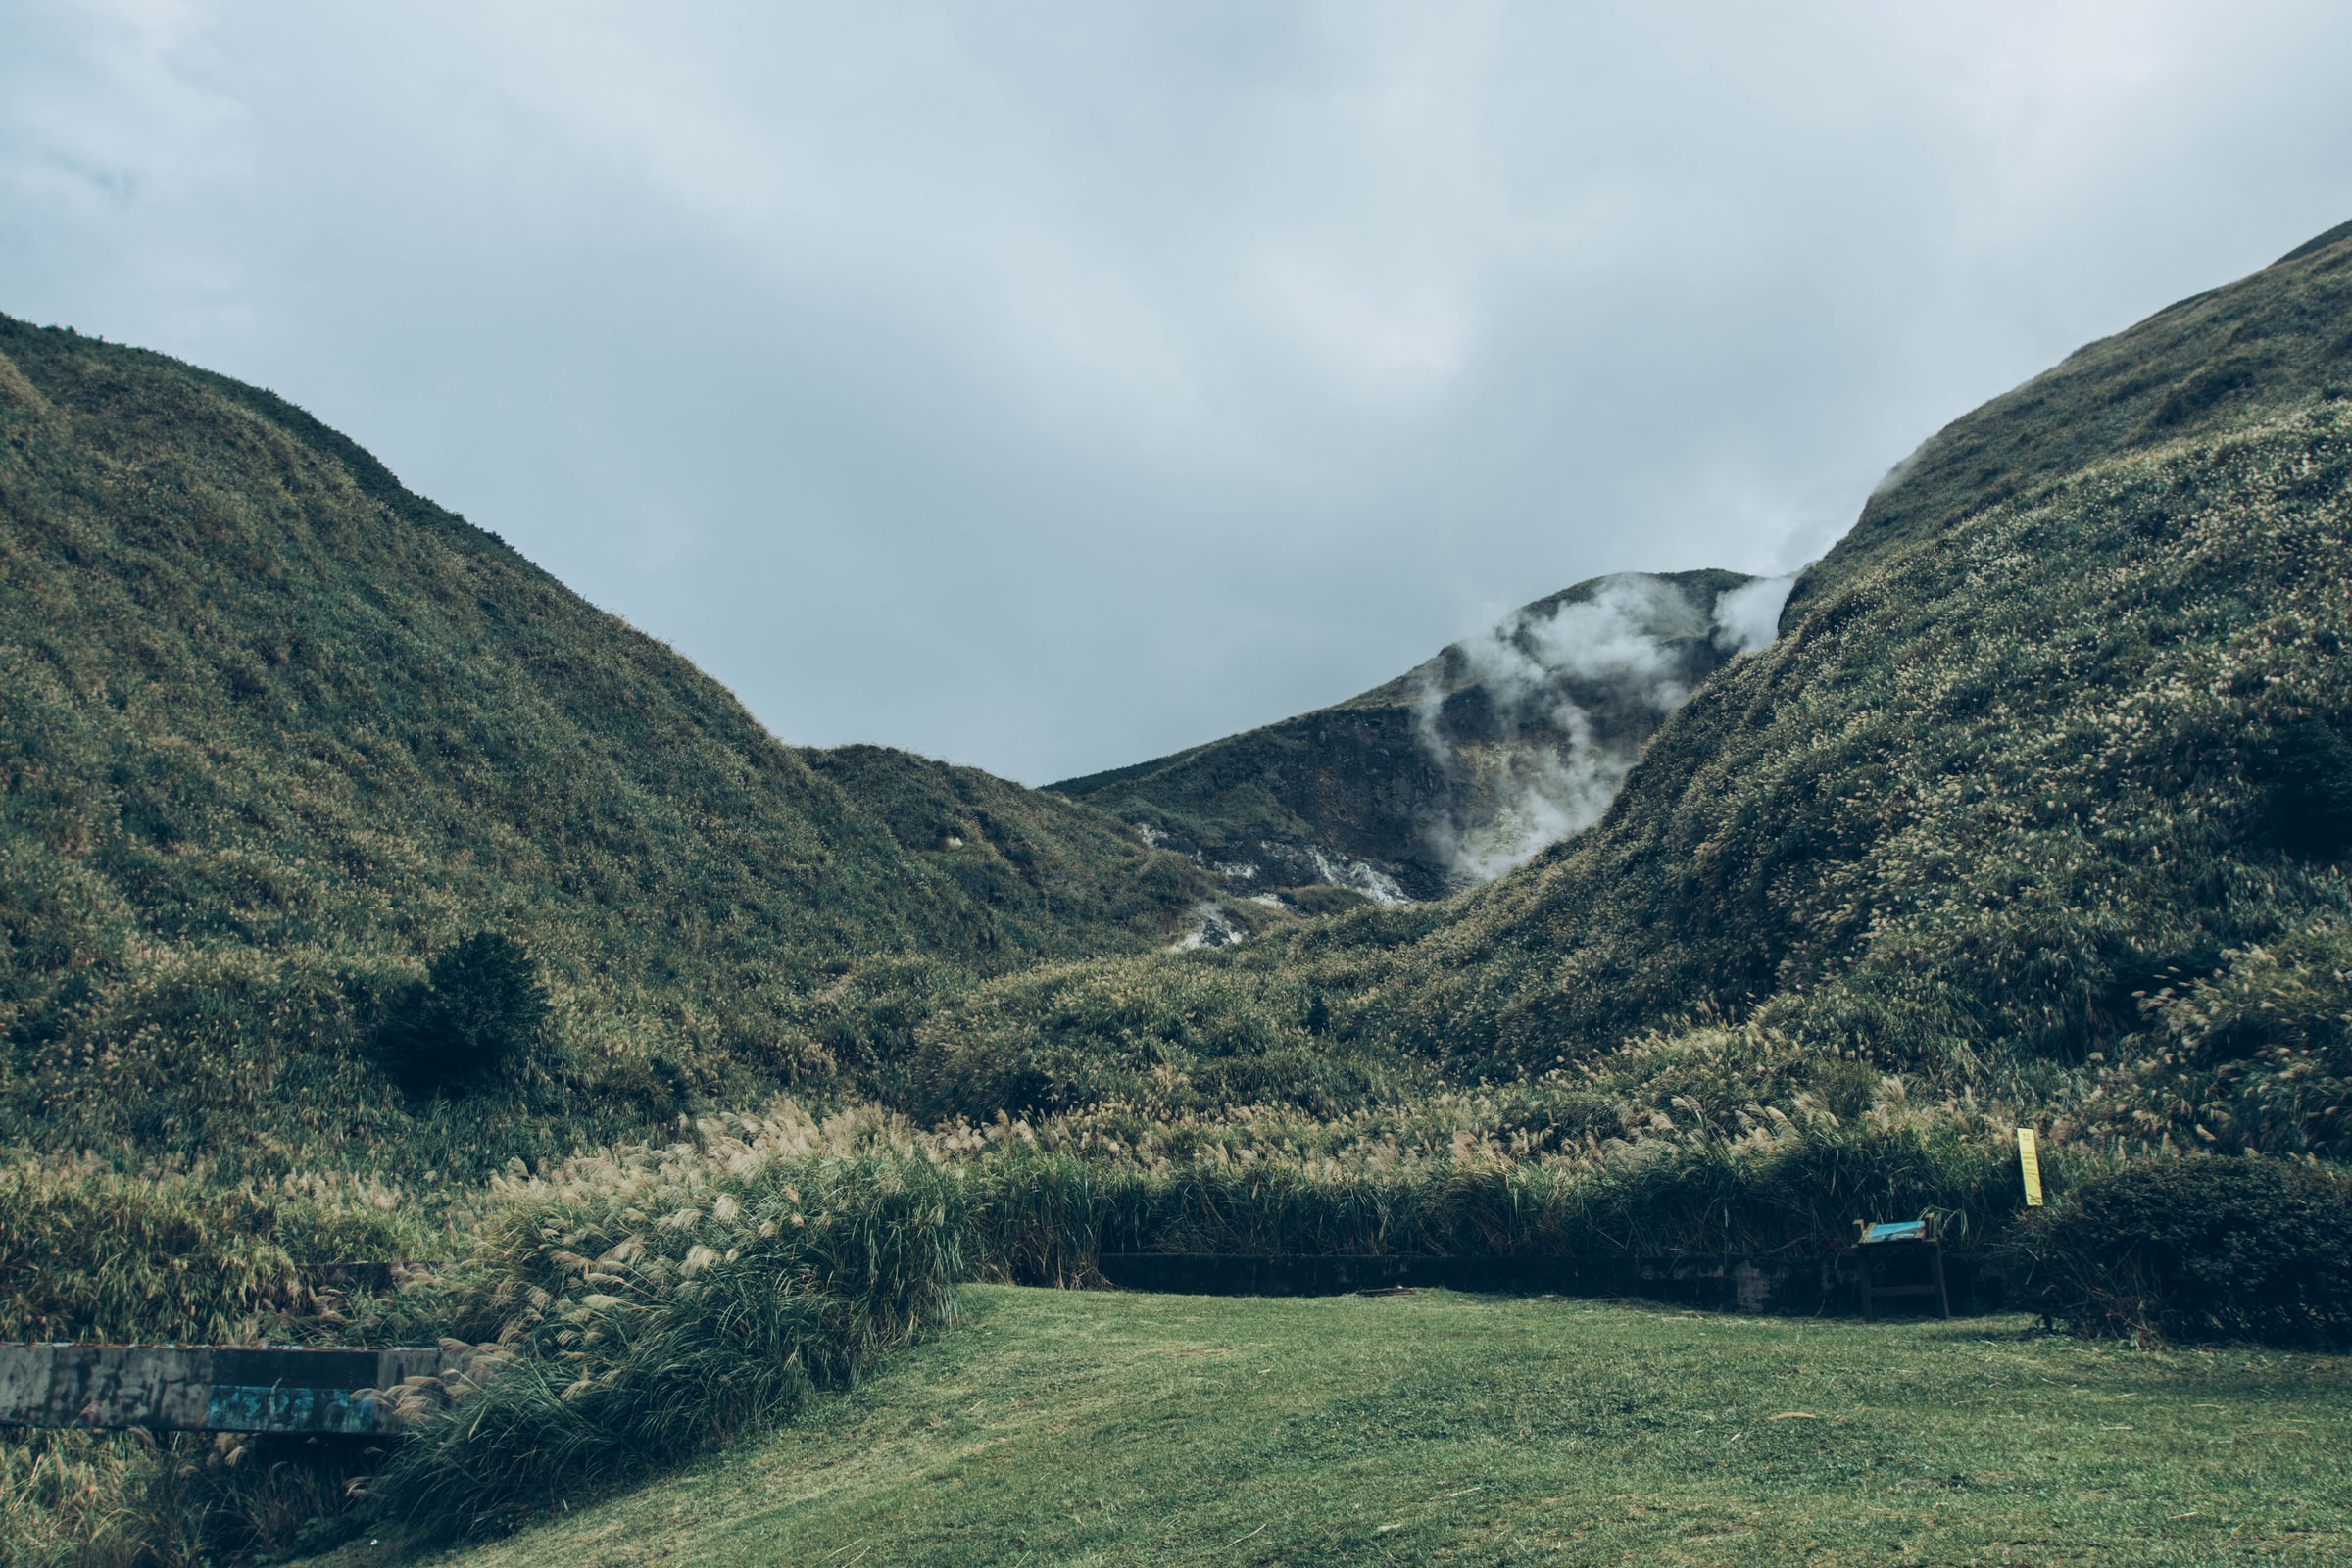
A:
[203,1384,376,1434]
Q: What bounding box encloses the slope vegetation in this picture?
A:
[0,317,1204,1170]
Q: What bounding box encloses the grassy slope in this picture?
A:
[0,316,1205,1171]
[400,1286,2352,1568]
[900,220,2352,1152]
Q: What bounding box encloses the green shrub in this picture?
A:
[377,933,552,1098]
[2004,1155,2352,1347]
[2257,716,2352,859]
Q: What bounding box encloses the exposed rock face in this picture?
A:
[1054,568,1791,899]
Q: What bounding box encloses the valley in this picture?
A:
[3,217,2350,1565]
[1053,567,1788,901]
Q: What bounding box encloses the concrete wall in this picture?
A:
[0,1344,487,1434]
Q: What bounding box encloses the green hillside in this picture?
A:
[911,221,2352,1158]
[0,316,1207,1173]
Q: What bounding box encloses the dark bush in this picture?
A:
[377,933,550,1098]
[2005,1156,2352,1347]
[2258,717,2352,858]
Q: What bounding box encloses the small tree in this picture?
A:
[379,932,550,1098]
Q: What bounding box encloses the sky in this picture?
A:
[4,3,2350,785]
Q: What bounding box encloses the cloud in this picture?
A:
[1713,574,1798,654]
[3,3,2349,783]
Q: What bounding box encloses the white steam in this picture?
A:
[1418,571,1796,884]
[1138,822,1414,907]
[1417,703,1639,884]
[1293,844,1413,906]
[1712,573,1796,654]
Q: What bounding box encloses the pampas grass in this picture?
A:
[368,1107,961,1542]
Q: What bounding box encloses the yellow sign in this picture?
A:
[2017,1128,2044,1207]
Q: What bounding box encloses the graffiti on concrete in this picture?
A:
[0,1343,496,1435]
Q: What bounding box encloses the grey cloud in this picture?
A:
[3,2,2349,783]
[1716,575,1799,655]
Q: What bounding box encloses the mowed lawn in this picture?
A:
[395,1287,2352,1568]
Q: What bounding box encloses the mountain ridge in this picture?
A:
[1785,221,2352,627]
[1051,566,1786,901]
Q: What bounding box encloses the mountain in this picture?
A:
[1478,218,2352,1073]
[10,217,2349,1175]
[1052,568,1789,903]
[919,219,2352,1158]
[0,316,1208,1166]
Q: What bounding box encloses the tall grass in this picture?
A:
[368,1107,962,1543]
[954,1087,2102,1284]
[0,1159,421,1345]
[2,1425,401,1568]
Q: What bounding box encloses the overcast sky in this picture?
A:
[5,3,2350,783]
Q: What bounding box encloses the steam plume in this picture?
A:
[1416,571,1794,883]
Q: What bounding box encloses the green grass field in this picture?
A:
[375,1288,2351,1568]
